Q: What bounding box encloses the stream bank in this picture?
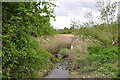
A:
[44,46,73,78]
[38,34,75,78]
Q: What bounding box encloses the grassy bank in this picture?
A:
[35,34,74,77]
[68,24,119,78]
[38,34,74,54]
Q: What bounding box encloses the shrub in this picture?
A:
[98,63,118,75]
[58,48,68,59]
[2,2,57,78]
[76,24,117,46]
[72,46,118,77]
[56,30,72,34]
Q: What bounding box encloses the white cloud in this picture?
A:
[50,0,119,29]
[51,17,71,29]
[51,16,88,29]
[51,0,96,2]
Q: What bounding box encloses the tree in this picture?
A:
[64,27,69,30]
[70,18,81,29]
[70,11,95,29]
[96,0,117,44]
[84,11,95,27]
[118,8,120,46]
[2,2,57,78]
[70,26,74,30]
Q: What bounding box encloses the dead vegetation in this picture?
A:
[37,34,74,54]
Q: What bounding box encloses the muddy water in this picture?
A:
[45,62,70,78]
[40,34,75,78]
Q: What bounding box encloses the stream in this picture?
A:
[45,61,70,78]
[43,38,74,78]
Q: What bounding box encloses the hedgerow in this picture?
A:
[2,2,56,78]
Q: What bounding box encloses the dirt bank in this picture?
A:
[37,34,74,54]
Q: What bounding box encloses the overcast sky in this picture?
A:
[50,0,119,29]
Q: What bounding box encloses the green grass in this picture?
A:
[69,22,119,78]
[72,46,118,78]
[55,30,73,34]
[75,23,118,46]
[58,48,68,59]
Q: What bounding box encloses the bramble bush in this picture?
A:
[2,2,57,78]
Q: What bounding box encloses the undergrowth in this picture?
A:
[58,48,68,59]
[72,46,118,78]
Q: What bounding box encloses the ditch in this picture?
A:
[44,45,74,78]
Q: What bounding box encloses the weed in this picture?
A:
[58,48,68,59]
[72,46,118,77]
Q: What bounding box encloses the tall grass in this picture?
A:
[69,23,118,78]
[75,23,118,46]
[38,34,74,54]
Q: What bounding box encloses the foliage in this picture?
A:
[2,2,57,78]
[96,0,117,44]
[96,0,117,23]
[58,48,68,59]
[72,46,118,77]
[64,27,69,30]
[76,27,110,46]
[84,11,95,27]
[70,19,118,78]
[69,0,118,78]
[75,23,118,46]
[55,29,73,34]
[70,26,75,30]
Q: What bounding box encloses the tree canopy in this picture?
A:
[2,2,57,78]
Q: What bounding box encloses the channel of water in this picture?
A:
[45,61,70,78]
[44,40,74,78]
